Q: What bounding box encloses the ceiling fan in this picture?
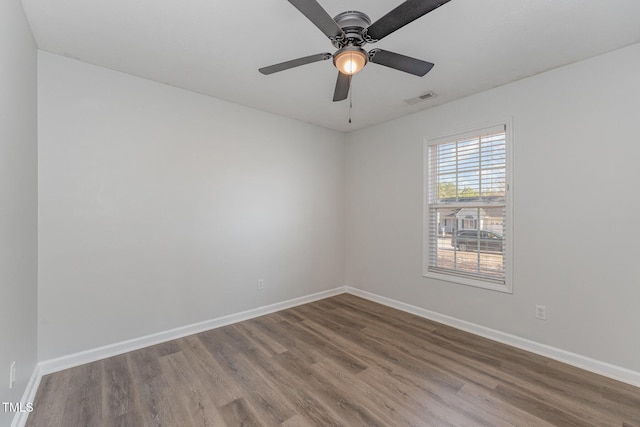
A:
[259,0,451,102]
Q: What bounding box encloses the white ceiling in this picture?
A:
[21,0,640,132]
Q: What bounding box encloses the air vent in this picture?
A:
[404,91,436,105]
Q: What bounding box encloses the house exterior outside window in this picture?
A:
[424,121,513,293]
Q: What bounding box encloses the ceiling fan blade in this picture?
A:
[369,49,434,76]
[259,53,332,75]
[366,0,451,42]
[287,0,345,40]
[333,72,351,102]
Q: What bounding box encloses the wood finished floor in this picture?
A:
[26,294,640,426]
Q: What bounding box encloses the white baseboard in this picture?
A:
[345,286,640,388]
[11,364,41,427]
[38,286,346,376]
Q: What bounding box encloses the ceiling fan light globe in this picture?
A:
[333,48,367,75]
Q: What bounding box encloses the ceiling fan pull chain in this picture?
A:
[348,76,353,123]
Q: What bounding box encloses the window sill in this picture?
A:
[423,270,512,293]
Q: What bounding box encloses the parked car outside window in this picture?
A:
[451,230,503,252]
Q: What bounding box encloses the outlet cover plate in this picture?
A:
[9,361,16,388]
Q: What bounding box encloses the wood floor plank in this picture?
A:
[278,414,315,426]
[454,382,558,427]
[272,350,389,426]
[219,398,263,427]
[62,360,104,427]
[178,335,245,408]
[493,383,594,426]
[312,318,498,418]
[158,350,227,426]
[601,381,640,424]
[275,318,369,375]
[358,317,627,426]
[366,323,621,425]
[354,365,467,426]
[231,344,346,426]
[198,329,297,424]
[127,347,186,427]
[25,294,640,426]
[248,316,324,364]
[497,358,634,425]
[313,357,442,426]
[25,368,70,427]
[231,321,288,356]
[356,321,505,390]
[101,353,134,420]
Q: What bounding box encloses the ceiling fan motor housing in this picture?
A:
[332,11,371,48]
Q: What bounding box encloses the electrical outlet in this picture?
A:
[535,305,546,320]
[9,361,16,388]
[257,279,264,290]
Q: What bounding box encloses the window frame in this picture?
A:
[423,119,513,293]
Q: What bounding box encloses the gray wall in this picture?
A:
[37,52,345,360]
[0,0,38,426]
[345,43,640,372]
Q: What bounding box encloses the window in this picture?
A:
[424,122,512,292]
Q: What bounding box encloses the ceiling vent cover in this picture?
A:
[404,91,436,105]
